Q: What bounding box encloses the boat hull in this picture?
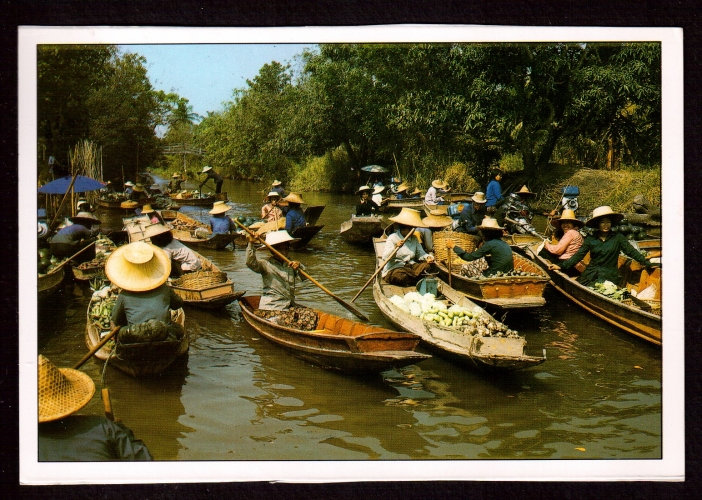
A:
[290,225,324,249]
[339,216,385,244]
[38,267,66,299]
[239,296,431,373]
[169,251,244,309]
[168,192,228,206]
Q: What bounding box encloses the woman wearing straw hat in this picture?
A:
[49,211,101,260]
[283,192,307,234]
[139,203,164,225]
[446,217,514,277]
[456,192,488,235]
[381,208,436,286]
[38,355,153,461]
[538,209,585,270]
[552,206,656,286]
[355,185,382,216]
[420,210,453,253]
[124,180,135,196]
[128,183,148,202]
[270,179,288,198]
[371,185,387,207]
[169,172,184,193]
[424,179,451,205]
[261,191,284,222]
[209,201,236,234]
[106,240,184,328]
[145,224,202,276]
[199,165,223,193]
[393,183,410,200]
[246,230,306,311]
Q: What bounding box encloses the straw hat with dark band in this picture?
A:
[105,241,171,292]
[422,210,453,228]
[431,179,448,190]
[478,217,504,231]
[552,209,584,229]
[209,201,232,215]
[272,180,282,186]
[283,192,305,205]
[38,355,95,423]
[69,211,101,226]
[388,208,427,228]
[356,185,373,194]
[586,206,624,228]
[471,192,487,204]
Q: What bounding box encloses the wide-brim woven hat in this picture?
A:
[411,188,423,196]
[38,355,95,423]
[431,179,448,190]
[265,230,300,246]
[395,183,410,193]
[478,216,504,231]
[172,173,180,178]
[209,201,232,214]
[283,192,305,205]
[552,209,584,229]
[422,210,453,228]
[201,166,212,173]
[141,203,155,214]
[272,180,282,186]
[124,181,135,187]
[388,208,427,228]
[517,185,535,197]
[132,183,146,192]
[356,185,373,194]
[586,206,624,228]
[105,241,171,292]
[120,200,138,209]
[69,211,101,226]
[471,191,487,204]
[373,185,386,195]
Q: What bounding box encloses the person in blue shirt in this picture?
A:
[456,192,488,234]
[485,169,505,214]
[283,192,307,234]
[208,201,235,234]
[200,166,223,194]
[50,212,101,260]
[270,180,288,198]
[446,217,513,277]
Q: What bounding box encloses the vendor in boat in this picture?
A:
[485,169,505,214]
[424,179,451,205]
[169,172,183,193]
[100,180,114,194]
[446,217,514,277]
[283,192,307,234]
[261,191,284,222]
[381,208,436,286]
[538,209,584,274]
[246,229,305,310]
[38,355,153,461]
[455,191,488,235]
[49,211,101,260]
[145,224,202,276]
[407,187,423,199]
[270,179,288,198]
[420,210,453,253]
[139,203,165,224]
[209,201,236,234]
[549,206,657,286]
[355,185,381,216]
[76,198,91,213]
[393,183,410,200]
[199,165,223,194]
[371,185,387,207]
[128,183,148,202]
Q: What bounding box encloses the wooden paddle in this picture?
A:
[73,325,120,369]
[352,228,416,302]
[46,240,97,275]
[447,245,453,288]
[234,220,369,321]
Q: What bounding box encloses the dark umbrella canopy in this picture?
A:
[361,165,389,173]
[38,175,105,194]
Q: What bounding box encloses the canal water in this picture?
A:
[36,178,662,466]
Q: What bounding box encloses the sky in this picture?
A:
[119,44,315,118]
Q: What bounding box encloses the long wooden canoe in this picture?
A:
[168,192,228,206]
[371,238,545,371]
[339,215,386,245]
[38,267,65,299]
[239,296,431,373]
[381,198,424,213]
[523,240,662,346]
[160,210,237,250]
[169,250,244,308]
[432,231,549,309]
[86,300,188,377]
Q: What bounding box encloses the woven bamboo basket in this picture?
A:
[433,230,480,265]
[170,271,233,301]
[622,298,662,316]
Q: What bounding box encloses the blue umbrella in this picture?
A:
[38,175,105,194]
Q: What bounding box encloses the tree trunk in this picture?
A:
[342,139,359,168]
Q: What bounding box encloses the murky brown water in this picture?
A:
[38,178,662,461]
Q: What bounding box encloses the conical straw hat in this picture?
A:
[271,180,282,186]
[586,206,624,228]
[69,212,101,226]
[132,183,146,192]
[209,201,232,214]
[265,230,300,246]
[388,208,427,228]
[422,211,453,228]
[124,181,135,187]
[172,172,180,178]
[552,209,584,229]
[478,216,504,231]
[411,188,422,196]
[471,192,487,203]
[38,355,95,423]
[395,183,410,193]
[201,166,212,173]
[431,179,448,190]
[283,192,305,204]
[373,186,386,195]
[517,185,535,196]
[105,241,171,292]
[141,203,155,214]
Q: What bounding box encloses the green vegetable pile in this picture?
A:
[90,287,118,331]
[590,280,629,301]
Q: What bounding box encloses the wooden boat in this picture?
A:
[38,267,65,299]
[169,250,244,308]
[339,215,386,245]
[303,205,325,226]
[239,296,431,373]
[71,235,117,281]
[372,238,546,371]
[86,301,188,377]
[97,196,154,210]
[290,224,324,249]
[160,210,236,250]
[523,239,662,346]
[381,198,425,213]
[168,192,228,207]
[432,230,550,309]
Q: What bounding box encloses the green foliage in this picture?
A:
[290,147,357,192]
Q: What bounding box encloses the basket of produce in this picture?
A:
[433,230,479,265]
[169,271,234,301]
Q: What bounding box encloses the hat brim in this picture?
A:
[552,217,584,229]
[38,367,95,423]
[105,243,172,292]
[586,213,624,228]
